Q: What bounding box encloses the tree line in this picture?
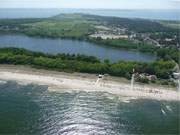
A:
[0,48,176,84]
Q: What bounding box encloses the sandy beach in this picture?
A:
[0,65,179,101]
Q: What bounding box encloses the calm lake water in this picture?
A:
[0,81,179,134]
[0,35,156,63]
[0,9,179,20]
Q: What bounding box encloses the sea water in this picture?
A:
[0,81,179,134]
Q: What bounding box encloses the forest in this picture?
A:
[0,48,176,86]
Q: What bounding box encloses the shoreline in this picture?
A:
[0,65,179,101]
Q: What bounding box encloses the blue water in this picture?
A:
[0,81,179,134]
[0,34,156,62]
[0,8,179,20]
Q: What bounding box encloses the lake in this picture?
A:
[0,8,179,20]
[0,81,179,134]
[0,35,156,63]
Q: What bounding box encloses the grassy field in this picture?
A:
[23,19,96,39]
[160,21,180,29]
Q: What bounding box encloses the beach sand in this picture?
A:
[0,65,179,101]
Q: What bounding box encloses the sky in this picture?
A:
[0,0,180,9]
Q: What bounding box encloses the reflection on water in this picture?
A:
[0,81,179,134]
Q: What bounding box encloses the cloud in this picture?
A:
[0,0,179,9]
[170,0,180,9]
[171,0,180,3]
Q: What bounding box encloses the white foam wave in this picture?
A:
[161,109,167,116]
[166,105,173,112]
[0,80,7,84]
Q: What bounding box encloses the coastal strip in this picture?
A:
[0,65,179,101]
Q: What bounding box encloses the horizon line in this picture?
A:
[0,7,179,10]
